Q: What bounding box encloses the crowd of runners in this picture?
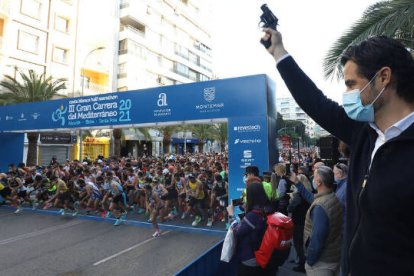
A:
[0,153,229,237]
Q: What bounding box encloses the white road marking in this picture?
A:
[0,220,84,246]
[93,230,172,266]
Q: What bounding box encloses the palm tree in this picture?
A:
[157,126,182,154]
[189,124,216,153]
[0,69,66,166]
[323,0,414,80]
[212,123,228,152]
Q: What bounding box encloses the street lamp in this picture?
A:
[81,46,105,96]
[79,46,105,161]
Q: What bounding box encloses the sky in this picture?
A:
[210,0,379,103]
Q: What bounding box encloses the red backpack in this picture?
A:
[255,212,294,268]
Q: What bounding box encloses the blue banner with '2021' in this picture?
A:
[0,75,269,132]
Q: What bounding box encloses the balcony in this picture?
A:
[119,1,148,28]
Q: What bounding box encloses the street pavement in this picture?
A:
[0,207,222,276]
[0,207,304,276]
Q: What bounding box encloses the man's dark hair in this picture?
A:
[341,35,414,103]
[245,166,260,177]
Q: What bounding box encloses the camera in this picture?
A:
[259,4,279,49]
[232,198,243,206]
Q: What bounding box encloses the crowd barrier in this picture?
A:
[175,239,237,276]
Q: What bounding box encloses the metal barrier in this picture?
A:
[175,240,237,276]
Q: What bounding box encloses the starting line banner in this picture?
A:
[0,74,278,200]
[0,75,270,131]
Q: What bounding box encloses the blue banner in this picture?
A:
[227,116,270,201]
[0,75,268,132]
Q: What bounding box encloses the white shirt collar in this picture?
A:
[369,111,414,140]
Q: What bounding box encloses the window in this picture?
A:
[120,0,129,8]
[20,0,42,19]
[53,47,68,64]
[0,18,4,36]
[81,76,90,89]
[119,39,127,55]
[55,16,69,33]
[188,51,198,65]
[175,44,188,59]
[199,74,209,82]
[175,63,189,77]
[188,69,198,81]
[118,63,127,78]
[17,30,39,54]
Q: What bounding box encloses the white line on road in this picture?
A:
[0,220,84,246]
[93,230,172,266]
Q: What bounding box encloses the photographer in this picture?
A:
[262,20,414,275]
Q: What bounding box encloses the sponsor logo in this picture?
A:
[234,138,262,144]
[203,87,215,102]
[157,93,168,107]
[52,105,67,126]
[18,113,27,121]
[243,150,252,158]
[154,93,171,117]
[195,86,224,113]
[31,113,40,120]
[233,124,261,132]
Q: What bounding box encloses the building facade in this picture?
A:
[117,0,214,91]
[276,96,318,138]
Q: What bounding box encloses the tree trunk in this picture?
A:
[26,132,39,166]
[163,139,170,154]
[220,142,226,152]
[198,142,205,153]
[113,128,122,158]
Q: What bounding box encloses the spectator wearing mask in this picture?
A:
[291,166,342,275]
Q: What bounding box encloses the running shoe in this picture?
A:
[43,203,52,210]
[147,218,152,223]
[172,207,178,216]
[206,218,213,227]
[192,216,202,227]
[181,212,187,220]
[59,209,65,216]
[114,219,122,226]
[105,211,112,218]
[14,207,22,214]
[32,202,39,210]
[101,211,108,218]
[137,208,145,214]
[152,230,161,238]
[72,211,78,217]
[121,211,127,220]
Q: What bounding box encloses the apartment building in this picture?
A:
[276,96,318,138]
[117,0,214,91]
[0,0,79,95]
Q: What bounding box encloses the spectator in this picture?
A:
[291,166,342,275]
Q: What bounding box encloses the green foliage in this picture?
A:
[0,69,66,103]
[323,0,414,80]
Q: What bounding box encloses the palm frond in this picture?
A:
[323,0,414,80]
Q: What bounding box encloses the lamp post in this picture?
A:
[79,46,105,161]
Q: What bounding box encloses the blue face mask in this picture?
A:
[342,73,385,122]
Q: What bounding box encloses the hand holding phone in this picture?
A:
[232,198,243,206]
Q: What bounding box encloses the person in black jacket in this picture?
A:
[261,29,414,276]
